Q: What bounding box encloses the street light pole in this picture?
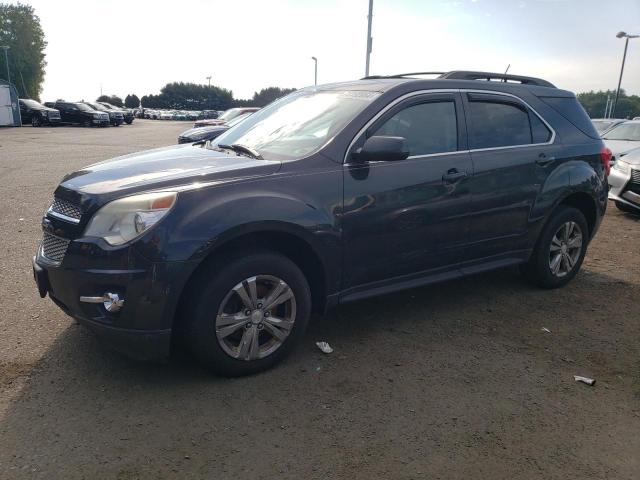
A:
[365,0,373,77]
[0,46,10,84]
[311,57,317,85]
[206,76,212,88]
[613,31,639,117]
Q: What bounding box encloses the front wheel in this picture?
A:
[185,252,311,376]
[521,206,589,288]
[31,116,42,127]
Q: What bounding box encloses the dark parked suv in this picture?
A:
[45,101,110,127]
[32,71,609,376]
[19,98,62,127]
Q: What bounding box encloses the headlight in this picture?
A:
[41,111,48,117]
[614,159,631,174]
[84,192,177,246]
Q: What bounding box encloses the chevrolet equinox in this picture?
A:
[33,71,610,376]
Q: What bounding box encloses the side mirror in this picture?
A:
[352,135,410,163]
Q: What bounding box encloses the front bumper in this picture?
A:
[608,165,640,210]
[92,118,110,126]
[32,241,198,361]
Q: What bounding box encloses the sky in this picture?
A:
[12,0,640,102]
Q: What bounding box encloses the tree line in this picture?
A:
[577,90,640,119]
[97,84,297,110]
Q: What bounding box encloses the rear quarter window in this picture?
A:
[538,96,600,139]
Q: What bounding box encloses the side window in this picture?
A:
[468,100,532,149]
[372,101,458,156]
[530,112,552,143]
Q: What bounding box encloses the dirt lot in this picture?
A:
[0,120,639,479]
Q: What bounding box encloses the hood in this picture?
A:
[55,144,281,203]
[180,125,228,137]
[604,139,640,156]
[618,146,640,165]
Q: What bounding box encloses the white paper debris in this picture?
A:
[574,375,596,386]
[541,327,551,333]
[316,341,333,354]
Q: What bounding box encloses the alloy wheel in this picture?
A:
[215,275,296,361]
[549,221,582,277]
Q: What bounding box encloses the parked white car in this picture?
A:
[602,120,640,165]
[608,146,640,214]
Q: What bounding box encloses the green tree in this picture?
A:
[140,82,234,110]
[97,94,123,107]
[0,3,47,99]
[577,89,640,119]
[124,94,140,108]
[235,87,297,107]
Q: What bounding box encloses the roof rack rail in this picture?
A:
[361,72,445,80]
[362,70,555,88]
[438,71,555,88]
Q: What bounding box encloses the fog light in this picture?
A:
[79,292,124,312]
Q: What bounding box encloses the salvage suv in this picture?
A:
[33,71,609,376]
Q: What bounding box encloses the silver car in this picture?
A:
[602,120,640,165]
[609,146,640,213]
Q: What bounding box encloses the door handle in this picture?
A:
[442,169,468,184]
[536,153,555,166]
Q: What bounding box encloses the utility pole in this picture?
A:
[311,57,317,85]
[0,46,10,84]
[364,0,373,77]
[206,76,212,88]
[613,31,639,117]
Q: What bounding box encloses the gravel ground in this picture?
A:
[1,120,639,479]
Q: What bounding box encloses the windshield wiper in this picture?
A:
[217,143,263,160]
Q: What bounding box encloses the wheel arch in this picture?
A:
[174,222,332,332]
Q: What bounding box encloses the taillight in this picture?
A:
[600,146,612,176]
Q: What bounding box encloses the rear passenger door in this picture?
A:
[463,92,556,259]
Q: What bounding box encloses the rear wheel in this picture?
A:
[185,252,311,376]
[615,200,639,215]
[521,206,588,288]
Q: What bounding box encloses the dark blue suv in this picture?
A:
[33,71,610,376]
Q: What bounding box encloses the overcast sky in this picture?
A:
[15,0,640,102]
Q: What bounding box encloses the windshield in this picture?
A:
[86,102,107,111]
[226,112,252,127]
[603,123,640,141]
[75,103,97,112]
[218,108,244,121]
[21,99,44,108]
[213,89,380,160]
[592,120,615,133]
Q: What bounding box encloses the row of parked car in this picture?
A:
[592,117,640,215]
[19,99,135,127]
[177,107,260,144]
[139,109,228,121]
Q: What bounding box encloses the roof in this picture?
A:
[311,70,570,97]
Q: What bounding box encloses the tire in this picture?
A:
[185,251,311,376]
[125,119,133,125]
[521,206,589,288]
[31,116,41,127]
[615,201,640,215]
[83,120,91,128]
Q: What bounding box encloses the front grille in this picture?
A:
[629,169,640,194]
[49,198,82,221]
[41,232,70,263]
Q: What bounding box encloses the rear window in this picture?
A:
[539,96,600,139]
[468,101,532,149]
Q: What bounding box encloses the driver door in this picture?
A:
[341,92,473,290]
